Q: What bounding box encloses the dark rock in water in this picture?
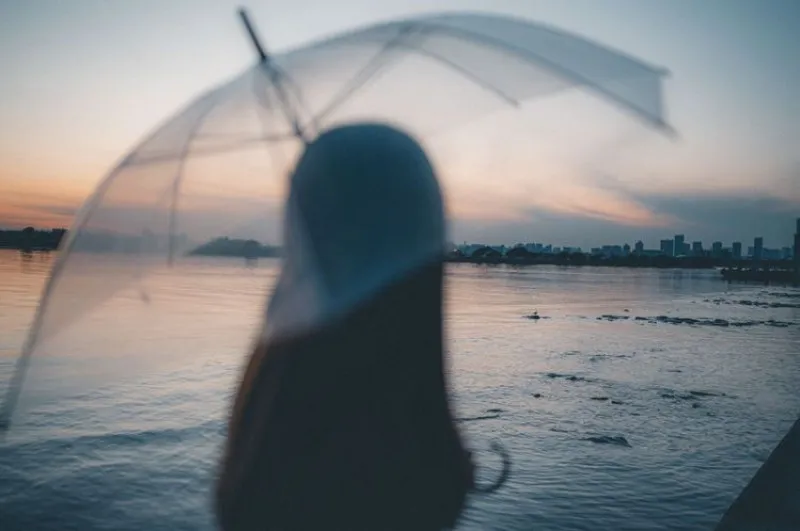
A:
[765,319,792,328]
[456,413,501,422]
[623,308,630,312]
[667,369,682,373]
[689,390,719,397]
[692,403,702,409]
[590,396,610,401]
[545,372,586,382]
[611,400,624,405]
[771,291,800,299]
[532,393,542,398]
[661,392,697,401]
[630,315,796,328]
[729,299,800,309]
[525,311,551,320]
[486,408,504,414]
[598,314,629,321]
[584,435,631,448]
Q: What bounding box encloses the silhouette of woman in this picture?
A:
[216,124,474,530]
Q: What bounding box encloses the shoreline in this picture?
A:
[3,248,798,285]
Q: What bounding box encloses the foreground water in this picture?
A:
[0,249,798,530]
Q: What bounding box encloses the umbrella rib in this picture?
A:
[0,89,227,434]
[252,66,279,138]
[312,30,520,126]
[124,133,297,167]
[166,98,228,265]
[311,26,416,127]
[396,39,519,107]
[426,23,670,131]
[262,64,308,142]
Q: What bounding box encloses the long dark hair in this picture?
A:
[216,260,472,530]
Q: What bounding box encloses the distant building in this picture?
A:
[795,218,800,272]
[794,218,800,268]
[660,239,674,256]
[623,243,631,256]
[634,240,644,255]
[692,241,703,256]
[732,241,742,260]
[598,245,623,258]
[524,243,539,253]
[674,234,685,257]
[781,247,792,260]
[754,237,764,262]
[711,241,723,258]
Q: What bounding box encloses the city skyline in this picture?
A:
[2,1,799,247]
[455,232,794,259]
[3,224,796,260]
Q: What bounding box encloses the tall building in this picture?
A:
[711,241,723,257]
[623,243,631,256]
[674,234,685,256]
[732,241,742,260]
[660,239,674,257]
[794,218,800,275]
[692,241,703,256]
[754,237,764,262]
[634,240,644,254]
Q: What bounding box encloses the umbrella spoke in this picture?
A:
[397,38,520,107]
[425,22,669,130]
[311,25,417,128]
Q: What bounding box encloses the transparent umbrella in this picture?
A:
[0,9,673,436]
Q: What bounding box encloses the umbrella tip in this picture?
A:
[238,7,269,63]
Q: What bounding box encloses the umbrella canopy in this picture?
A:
[0,10,673,432]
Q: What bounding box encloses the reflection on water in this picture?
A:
[0,249,798,531]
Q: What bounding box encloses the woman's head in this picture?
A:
[217,123,471,530]
[264,123,446,340]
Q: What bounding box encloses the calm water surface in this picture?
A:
[0,249,798,530]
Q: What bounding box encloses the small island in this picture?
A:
[189,237,280,259]
[0,227,66,251]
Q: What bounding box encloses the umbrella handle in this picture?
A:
[472,440,511,494]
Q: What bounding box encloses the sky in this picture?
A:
[1,0,798,249]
